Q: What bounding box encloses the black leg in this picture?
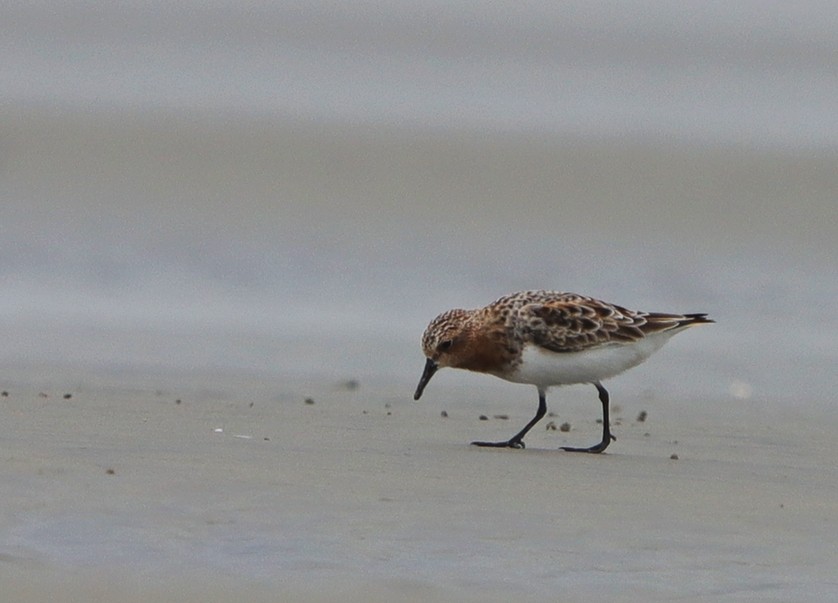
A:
[561,382,616,454]
[472,388,547,449]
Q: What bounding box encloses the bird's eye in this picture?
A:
[438,339,453,352]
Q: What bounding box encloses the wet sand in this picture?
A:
[1,368,835,602]
[4,4,838,600]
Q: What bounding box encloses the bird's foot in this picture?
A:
[471,438,525,449]
[560,434,616,454]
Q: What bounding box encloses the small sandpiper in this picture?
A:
[414,290,712,453]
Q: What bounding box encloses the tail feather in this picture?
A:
[679,313,714,327]
[639,311,714,336]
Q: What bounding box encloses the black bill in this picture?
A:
[413,358,438,400]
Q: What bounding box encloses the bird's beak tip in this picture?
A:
[413,358,438,400]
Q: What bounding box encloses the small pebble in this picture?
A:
[106,468,115,475]
[545,421,557,431]
[493,414,509,420]
[304,398,315,405]
[63,393,73,400]
[559,422,571,432]
[249,402,254,408]
[440,410,448,418]
[637,410,648,422]
[479,415,488,421]
[1,391,9,397]
[670,453,679,460]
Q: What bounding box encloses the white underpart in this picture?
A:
[507,329,685,388]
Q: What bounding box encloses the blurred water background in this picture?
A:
[1,1,836,407]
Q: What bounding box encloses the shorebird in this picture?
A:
[414,290,712,452]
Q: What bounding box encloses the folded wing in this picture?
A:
[517,294,710,353]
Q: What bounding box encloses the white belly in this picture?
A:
[505,333,675,388]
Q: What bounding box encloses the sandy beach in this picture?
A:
[3,2,838,600]
[2,105,835,602]
[1,366,836,602]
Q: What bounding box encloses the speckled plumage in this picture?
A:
[414,290,713,452]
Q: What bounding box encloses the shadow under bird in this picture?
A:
[414,290,713,453]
